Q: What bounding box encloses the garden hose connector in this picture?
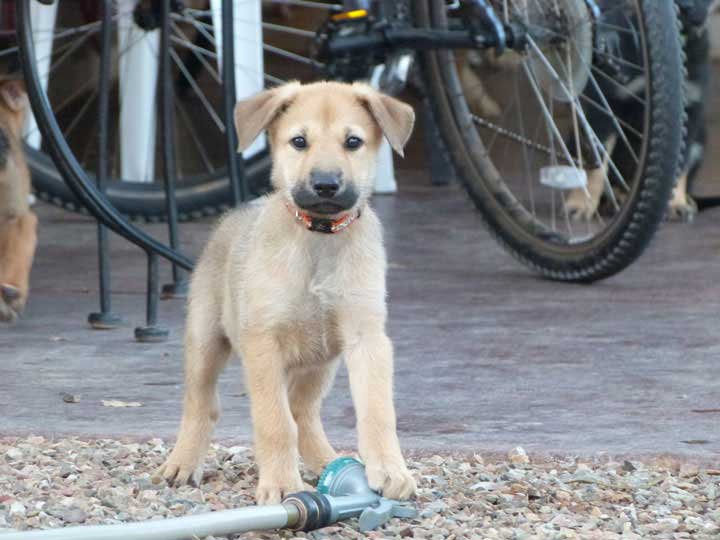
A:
[284,457,418,532]
[283,491,333,531]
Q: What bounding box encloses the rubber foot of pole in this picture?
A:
[134,326,169,343]
[87,312,123,330]
[161,279,189,300]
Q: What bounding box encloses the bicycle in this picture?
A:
[14,0,685,283]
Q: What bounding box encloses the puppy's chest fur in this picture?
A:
[242,235,348,366]
[277,247,344,365]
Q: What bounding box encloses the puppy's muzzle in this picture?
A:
[293,169,358,215]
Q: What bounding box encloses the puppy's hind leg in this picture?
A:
[668,172,698,222]
[156,315,230,486]
[565,135,617,221]
[565,168,605,221]
[288,363,339,475]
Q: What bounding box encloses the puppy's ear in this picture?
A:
[234,82,301,152]
[0,79,28,113]
[353,84,415,157]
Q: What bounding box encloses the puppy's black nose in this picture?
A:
[310,170,341,199]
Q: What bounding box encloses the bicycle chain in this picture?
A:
[471,114,555,157]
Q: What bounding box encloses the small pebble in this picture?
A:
[61,508,88,524]
[5,448,22,461]
[508,447,529,466]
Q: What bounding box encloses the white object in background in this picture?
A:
[24,1,58,149]
[369,64,397,194]
[373,141,397,194]
[540,166,588,190]
[211,0,266,157]
[118,0,159,183]
[709,4,720,61]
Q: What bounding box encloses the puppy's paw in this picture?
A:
[154,448,205,487]
[255,472,304,505]
[365,457,416,500]
[565,188,600,221]
[0,284,26,323]
[667,189,697,223]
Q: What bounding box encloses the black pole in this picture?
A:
[221,0,246,205]
[159,0,188,298]
[87,0,122,330]
[134,252,168,343]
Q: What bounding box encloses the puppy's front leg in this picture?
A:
[242,332,304,504]
[157,328,230,486]
[343,326,416,500]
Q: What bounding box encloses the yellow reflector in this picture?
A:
[331,9,368,21]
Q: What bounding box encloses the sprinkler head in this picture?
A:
[317,457,373,497]
[285,457,417,532]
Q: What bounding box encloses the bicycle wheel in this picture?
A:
[417,0,685,282]
[14,0,341,222]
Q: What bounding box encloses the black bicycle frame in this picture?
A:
[331,0,515,55]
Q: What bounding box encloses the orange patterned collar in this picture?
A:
[286,202,361,234]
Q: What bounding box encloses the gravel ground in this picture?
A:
[1,437,718,540]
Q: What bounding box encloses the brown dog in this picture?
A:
[0,78,36,323]
[157,81,417,504]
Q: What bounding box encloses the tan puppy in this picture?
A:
[0,79,36,323]
[157,81,417,504]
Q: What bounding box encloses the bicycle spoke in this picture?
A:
[262,21,316,38]
[263,42,322,67]
[578,90,643,143]
[589,63,646,108]
[513,67,537,219]
[176,96,216,174]
[170,48,226,133]
[170,21,222,84]
[522,62,577,168]
[260,0,341,10]
[483,96,518,154]
[63,86,100,141]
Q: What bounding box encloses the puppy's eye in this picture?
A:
[290,136,307,150]
[344,136,363,150]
